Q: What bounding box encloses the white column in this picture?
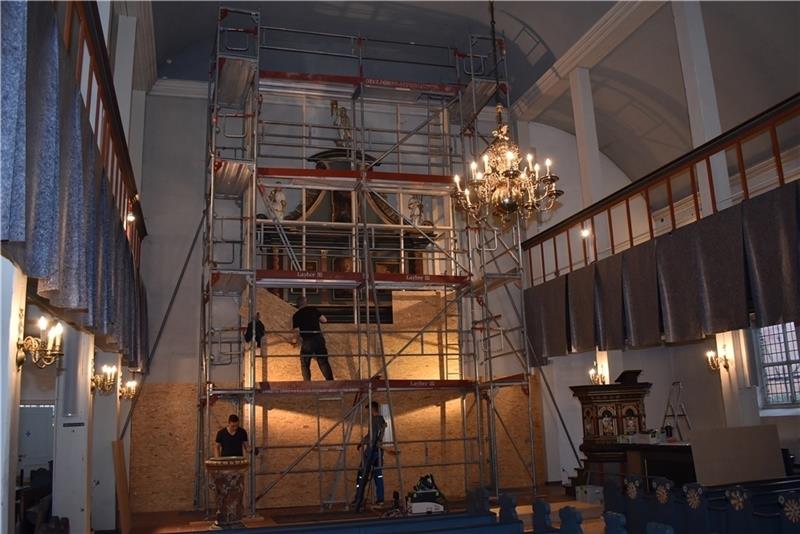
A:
[96,1,113,46]
[91,351,121,531]
[569,67,603,208]
[129,90,147,195]
[113,15,137,141]
[673,2,731,214]
[52,327,94,532]
[568,69,615,380]
[0,258,26,532]
[714,331,760,427]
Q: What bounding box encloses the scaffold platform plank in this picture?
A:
[255,378,475,394]
[253,270,468,290]
[446,78,497,129]
[257,167,452,185]
[210,269,251,294]
[255,269,363,289]
[212,158,253,197]
[217,56,257,109]
[480,373,529,387]
[373,272,469,289]
[261,70,461,98]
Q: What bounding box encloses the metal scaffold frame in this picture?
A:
[198,6,546,517]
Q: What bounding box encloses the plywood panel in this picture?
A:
[112,440,132,534]
[242,289,457,381]
[690,425,785,486]
[130,383,197,512]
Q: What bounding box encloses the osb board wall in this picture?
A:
[490,375,547,489]
[132,290,544,513]
[130,383,241,513]
[253,389,480,508]
[242,289,459,381]
[252,377,546,508]
[130,383,197,512]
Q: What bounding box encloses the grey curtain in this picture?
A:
[622,240,661,347]
[595,254,624,350]
[0,0,149,368]
[524,276,568,362]
[522,184,798,357]
[742,181,800,326]
[656,224,704,343]
[695,205,748,333]
[568,264,596,353]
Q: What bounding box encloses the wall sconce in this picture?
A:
[18,316,64,368]
[589,361,607,385]
[91,365,118,394]
[706,346,730,372]
[119,380,138,400]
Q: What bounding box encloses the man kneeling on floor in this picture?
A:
[292,296,334,380]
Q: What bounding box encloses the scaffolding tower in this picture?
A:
[198,6,541,516]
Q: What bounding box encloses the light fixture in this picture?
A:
[119,379,138,400]
[589,361,607,385]
[18,316,65,368]
[92,364,118,394]
[452,1,563,222]
[706,346,729,372]
[580,227,592,238]
[126,197,137,223]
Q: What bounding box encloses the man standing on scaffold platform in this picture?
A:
[353,401,387,511]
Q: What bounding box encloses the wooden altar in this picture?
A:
[570,370,652,444]
[569,370,653,488]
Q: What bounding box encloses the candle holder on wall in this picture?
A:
[589,361,607,385]
[18,316,65,369]
[119,380,138,400]
[92,365,118,395]
[706,346,730,372]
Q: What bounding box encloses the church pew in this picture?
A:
[623,475,648,534]
[648,478,682,534]
[198,511,523,534]
[778,492,800,534]
[604,473,800,534]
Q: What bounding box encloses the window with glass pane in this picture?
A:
[756,323,800,406]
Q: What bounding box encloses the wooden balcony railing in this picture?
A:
[522,93,800,286]
[59,1,146,268]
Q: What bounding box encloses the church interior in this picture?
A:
[2,1,799,534]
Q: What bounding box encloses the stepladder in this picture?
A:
[662,381,692,440]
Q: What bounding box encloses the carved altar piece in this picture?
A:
[206,456,249,528]
[571,370,652,444]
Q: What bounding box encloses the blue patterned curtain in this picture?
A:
[1,1,148,368]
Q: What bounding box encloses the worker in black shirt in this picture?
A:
[215,414,251,457]
[291,296,334,380]
[244,311,266,354]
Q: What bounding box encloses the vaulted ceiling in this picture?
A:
[150,1,800,182]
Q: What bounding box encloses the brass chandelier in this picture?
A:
[452,1,563,221]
